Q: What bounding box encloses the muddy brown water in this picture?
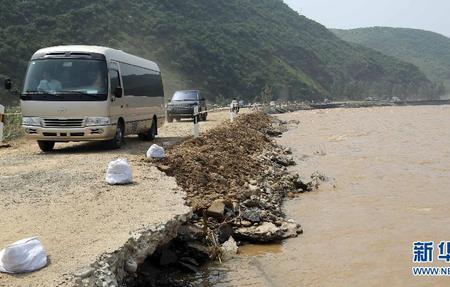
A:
[188,106,450,286]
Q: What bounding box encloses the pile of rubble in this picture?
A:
[133,112,319,286]
[158,112,315,244]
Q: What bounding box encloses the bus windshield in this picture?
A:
[22,59,108,101]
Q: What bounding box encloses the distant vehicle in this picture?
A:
[390,96,402,103]
[252,102,262,111]
[166,90,207,122]
[239,100,245,107]
[4,45,165,152]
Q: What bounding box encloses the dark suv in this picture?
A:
[166,90,207,122]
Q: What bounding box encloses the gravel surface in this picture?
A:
[0,111,231,287]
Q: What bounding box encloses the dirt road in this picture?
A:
[0,111,230,286]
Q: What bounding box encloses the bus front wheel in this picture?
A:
[37,141,55,152]
[139,119,156,141]
[108,122,124,149]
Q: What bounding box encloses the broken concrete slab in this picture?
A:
[221,237,238,261]
[235,222,283,242]
[206,199,226,219]
[234,220,302,243]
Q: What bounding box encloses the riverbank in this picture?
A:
[267,99,450,114]
[126,112,316,286]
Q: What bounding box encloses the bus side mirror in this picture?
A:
[4,78,12,90]
[114,87,123,98]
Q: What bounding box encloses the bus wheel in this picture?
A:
[139,120,156,141]
[167,116,174,123]
[148,120,156,140]
[37,141,55,152]
[109,122,124,149]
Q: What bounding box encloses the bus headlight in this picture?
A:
[22,117,42,127]
[85,117,111,127]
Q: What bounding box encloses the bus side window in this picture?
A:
[109,70,123,98]
[109,70,121,91]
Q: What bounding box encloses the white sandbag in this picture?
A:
[0,237,47,274]
[105,158,133,185]
[146,144,165,159]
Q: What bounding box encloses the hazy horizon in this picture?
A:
[285,0,450,37]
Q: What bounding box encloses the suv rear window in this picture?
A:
[172,91,198,101]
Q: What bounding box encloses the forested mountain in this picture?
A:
[333,27,450,93]
[0,0,437,106]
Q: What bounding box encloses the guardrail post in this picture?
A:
[0,105,4,143]
[230,102,239,122]
[193,105,200,138]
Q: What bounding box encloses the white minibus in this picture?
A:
[5,45,165,151]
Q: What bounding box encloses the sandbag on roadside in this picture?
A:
[146,144,165,159]
[105,158,133,185]
[0,237,47,274]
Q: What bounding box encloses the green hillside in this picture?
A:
[0,1,437,106]
[333,27,449,93]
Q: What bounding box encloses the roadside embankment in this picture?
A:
[129,113,319,286]
[0,111,231,287]
[266,99,450,115]
[160,113,313,242]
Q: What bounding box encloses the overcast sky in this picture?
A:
[284,0,450,37]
